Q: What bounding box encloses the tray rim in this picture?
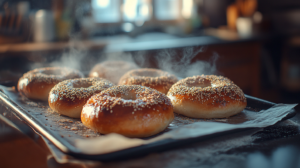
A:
[0,90,297,161]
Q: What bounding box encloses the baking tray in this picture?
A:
[0,85,297,161]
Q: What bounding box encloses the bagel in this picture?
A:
[89,61,139,84]
[18,67,84,101]
[167,75,247,118]
[81,85,174,137]
[49,78,114,118]
[119,68,178,94]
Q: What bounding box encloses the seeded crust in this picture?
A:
[118,68,178,94]
[18,67,84,101]
[167,75,247,118]
[89,61,139,84]
[49,78,114,118]
[81,85,174,138]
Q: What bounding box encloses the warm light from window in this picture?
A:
[123,0,151,22]
[140,3,150,18]
[96,0,110,8]
[123,0,138,21]
[182,0,193,19]
[92,0,183,23]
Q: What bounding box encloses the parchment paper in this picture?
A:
[75,104,297,154]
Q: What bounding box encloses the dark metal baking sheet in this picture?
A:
[0,85,297,161]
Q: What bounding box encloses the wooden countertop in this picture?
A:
[0,40,107,54]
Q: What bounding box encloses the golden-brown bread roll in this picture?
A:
[81,85,174,138]
[18,67,84,101]
[49,78,114,118]
[89,61,139,84]
[167,75,247,118]
[118,68,178,94]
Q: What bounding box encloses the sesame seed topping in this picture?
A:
[82,85,172,118]
[19,67,84,85]
[118,68,178,93]
[49,78,114,103]
[167,75,246,104]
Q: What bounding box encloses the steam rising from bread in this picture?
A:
[100,46,218,78]
[155,47,219,78]
[29,40,218,78]
[49,41,87,70]
[29,40,88,71]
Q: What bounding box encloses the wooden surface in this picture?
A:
[0,40,106,54]
[0,122,49,168]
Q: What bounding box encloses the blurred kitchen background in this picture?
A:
[0,0,300,106]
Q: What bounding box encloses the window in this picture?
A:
[123,0,151,22]
[154,0,180,20]
[91,0,194,23]
[92,0,121,23]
